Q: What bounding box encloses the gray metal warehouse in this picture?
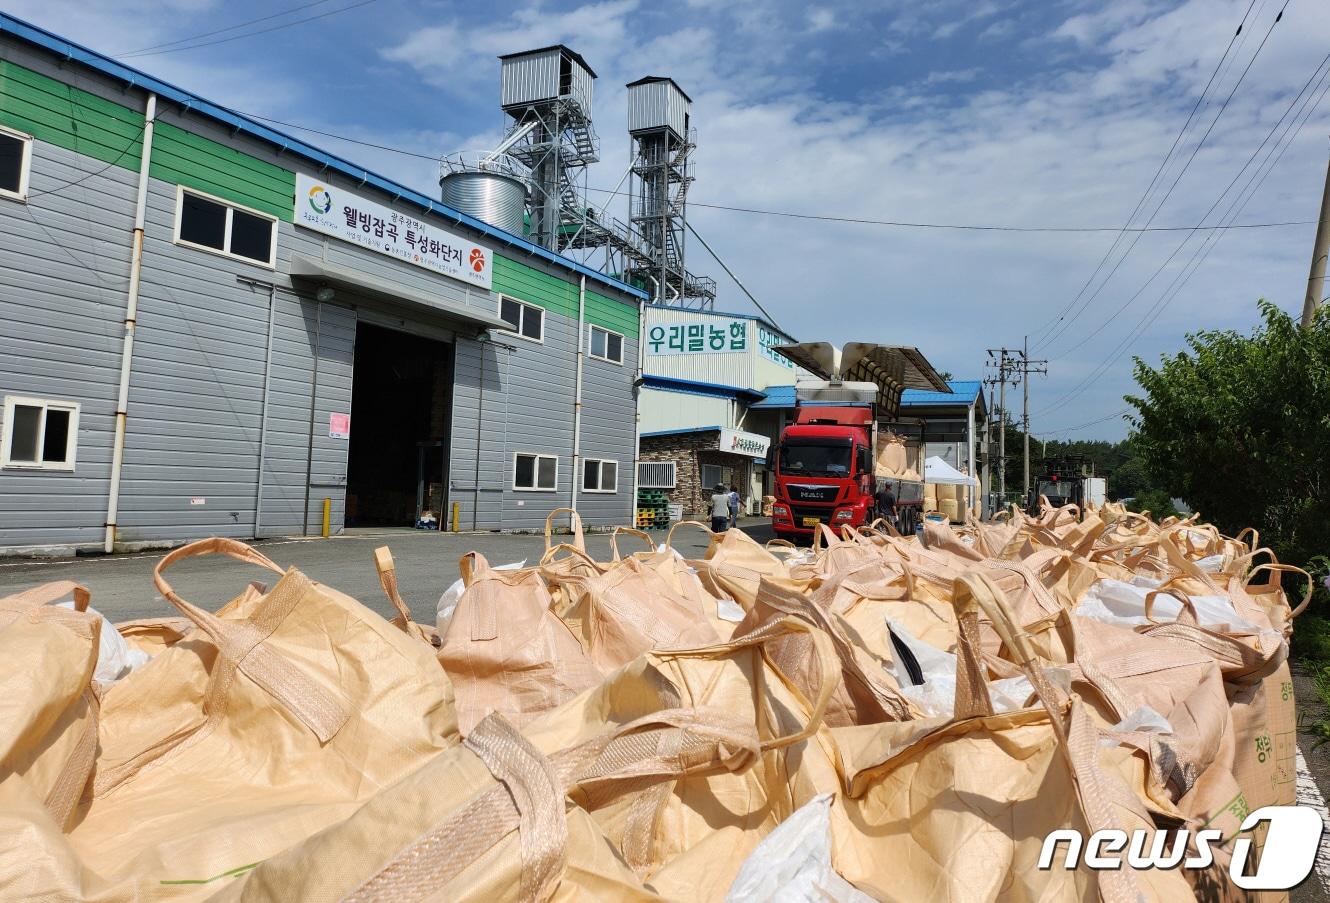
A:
[0,15,648,554]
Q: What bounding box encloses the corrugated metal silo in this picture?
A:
[440,165,528,236]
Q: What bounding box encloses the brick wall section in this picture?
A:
[639,432,754,516]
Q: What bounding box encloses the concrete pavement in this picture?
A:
[0,520,774,626]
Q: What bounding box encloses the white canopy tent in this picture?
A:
[923,455,978,486]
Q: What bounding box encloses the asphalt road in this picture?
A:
[0,522,774,625]
[4,522,1328,898]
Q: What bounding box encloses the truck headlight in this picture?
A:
[773,505,790,518]
[833,509,855,521]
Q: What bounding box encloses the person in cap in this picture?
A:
[710,483,731,533]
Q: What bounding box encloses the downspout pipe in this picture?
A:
[631,295,645,522]
[104,92,157,553]
[966,400,976,517]
[571,275,586,515]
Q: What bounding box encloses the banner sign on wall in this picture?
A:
[646,318,749,356]
[719,428,770,459]
[294,173,492,290]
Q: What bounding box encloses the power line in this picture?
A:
[117,0,338,56]
[616,197,1313,233]
[199,109,1317,234]
[1042,410,1130,435]
[1034,0,1288,356]
[209,110,1327,234]
[1035,43,1330,417]
[119,0,375,58]
[1027,0,1259,347]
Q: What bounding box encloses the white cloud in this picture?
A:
[806,7,838,32]
[924,67,982,85]
[381,0,640,89]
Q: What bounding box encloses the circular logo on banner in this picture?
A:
[469,248,486,273]
[307,185,333,214]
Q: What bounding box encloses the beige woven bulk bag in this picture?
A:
[218,616,841,903]
[824,572,1196,902]
[672,522,808,611]
[441,551,603,737]
[0,582,100,833]
[1,538,458,902]
[540,545,720,671]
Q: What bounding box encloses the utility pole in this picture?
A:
[1020,335,1048,502]
[985,347,1022,508]
[1302,148,1330,328]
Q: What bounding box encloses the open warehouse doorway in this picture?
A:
[345,322,454,529]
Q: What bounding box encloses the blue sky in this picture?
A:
[10,0,1330,440]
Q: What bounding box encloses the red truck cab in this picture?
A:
[770,406,876,540]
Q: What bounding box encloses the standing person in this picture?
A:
[710,484,731,533]
[728,484,741,529]
[875,481,898,529]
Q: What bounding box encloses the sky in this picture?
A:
[8,0,1330,441]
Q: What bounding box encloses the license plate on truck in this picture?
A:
[801,517,821,527]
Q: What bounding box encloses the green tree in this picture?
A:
[1127,488,1178,521]
[1107,456,1150,500]
[1126,300,1330,565]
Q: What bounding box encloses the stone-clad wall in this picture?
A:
[639,432,754,516]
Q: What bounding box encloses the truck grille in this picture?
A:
[784,484,840,504]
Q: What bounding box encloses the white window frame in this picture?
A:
[1,395,80,471]
[581,458,618,493]
[637,461,676,489]
[496,295,545,344]
[0,125,33,202]
[587,324,625,365]
[513,451,558,491]
[172,185,278,268]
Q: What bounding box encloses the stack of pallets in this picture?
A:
[635,489,669,529]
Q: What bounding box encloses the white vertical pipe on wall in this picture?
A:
[253,283,277,537]
[104,92,157,553]
[570,275,586,514]
[631,295,645,521]
[966,402,976,516]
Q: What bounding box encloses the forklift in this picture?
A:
[1026,455,1103,515]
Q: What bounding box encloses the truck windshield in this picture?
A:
[779,442,852,477]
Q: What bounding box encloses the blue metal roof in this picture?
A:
[641,425,722,439]
[748,380,982,410]
[748,384,796,409]
[642,375,767,402]
[0,12,647,301]
[900,380,983,407]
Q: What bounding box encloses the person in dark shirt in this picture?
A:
[875,483,898,527]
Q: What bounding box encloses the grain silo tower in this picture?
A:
[440,45,598,247]
[502,46,600,250]
[625,76,713,308]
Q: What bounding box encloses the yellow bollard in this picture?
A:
[322,497,331,538]
[450,501,460,533]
